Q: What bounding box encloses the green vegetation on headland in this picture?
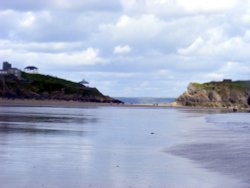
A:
[176,80,250,108]
[0,72,123,103]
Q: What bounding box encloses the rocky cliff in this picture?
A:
[176,81,250,108]
[0,72,123,104]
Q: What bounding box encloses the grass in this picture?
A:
[21,72,104,97]
[192,81,250,90]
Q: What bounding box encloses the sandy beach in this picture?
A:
[0,98,248,113]
[0,98,122,107]
[0,98,175,108]
[0,105,249,188]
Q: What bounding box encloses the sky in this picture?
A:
[1,0,250,97]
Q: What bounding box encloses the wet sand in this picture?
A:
[0,106,248,188]
[1,98,247,112]
[0,98,123,107]
[168,112,250,185]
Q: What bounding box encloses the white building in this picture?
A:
[0,70,8,75]
[0,62,21,79]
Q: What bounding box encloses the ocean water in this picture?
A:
[0,106,249,188]
[115,97,175,104]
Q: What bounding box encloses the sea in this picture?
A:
[116,97,175,104]
[0,106,249,188]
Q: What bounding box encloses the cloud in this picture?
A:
[116,15,130,27]
[197,61,250,82]
[0,0,250,97]
[100,14,164,41]
[46,47,105,66]
[19,12,36,27]
[177,30,250,62]
[0,39,83,53]
[177,0,237,12]
[98,14,169,50]
[120,0,239,16]
[178,37,204,55]
[0,9,118,42]
[0,0,121,11]
[120,0,179,15]
[113,45,131,54]
[0,45,105,73]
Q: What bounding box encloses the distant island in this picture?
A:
[0,62,122,104]
[176,79,250,109]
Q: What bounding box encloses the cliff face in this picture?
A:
[176,81,250,108]
[0,72,123,104]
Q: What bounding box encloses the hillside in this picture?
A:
[0,72,122,103]
[176,80,250,108]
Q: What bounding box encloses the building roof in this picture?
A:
[79,79,89,85]
[25,66,38,70]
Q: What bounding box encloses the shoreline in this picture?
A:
[0,98,125,108]
[0,98,249,112]
[0,98,177,108]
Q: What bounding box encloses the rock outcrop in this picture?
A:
[0,72,123,104]
[176,81,250,108]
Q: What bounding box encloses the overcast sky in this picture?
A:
[1,0,250,97]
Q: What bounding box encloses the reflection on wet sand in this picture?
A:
[0,110,98,136]
[168,112,250,185]
[0,112,97,124]
[0,106,248,188]
[0,124,88,136]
